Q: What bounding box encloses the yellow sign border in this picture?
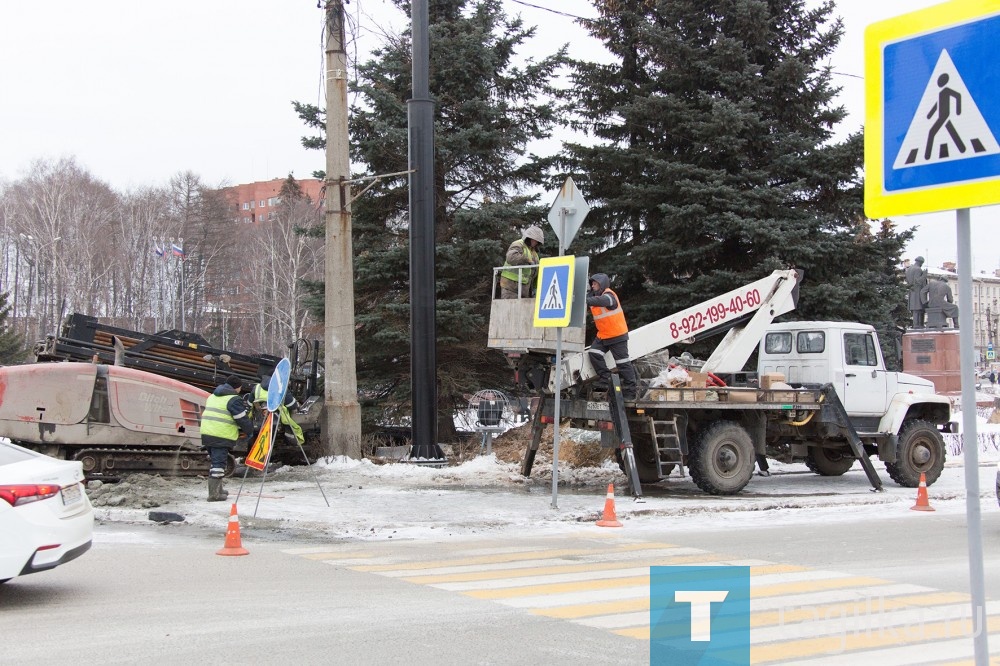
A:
[533,255,575,328]
[864,0,1000,218]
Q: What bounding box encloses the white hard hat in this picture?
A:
[523,226,544,244]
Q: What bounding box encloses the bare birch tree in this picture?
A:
[5,158,116,340]
[242,176,323,354]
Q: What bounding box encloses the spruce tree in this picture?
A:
[295,0,566,436]
[563,0,912,361]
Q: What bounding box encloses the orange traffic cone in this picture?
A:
[596,483,623,528]
[910,472,935,512]
[216,503,250,556]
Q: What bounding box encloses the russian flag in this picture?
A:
[171,243,185,258]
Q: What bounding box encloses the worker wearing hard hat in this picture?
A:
[499,226,544,299]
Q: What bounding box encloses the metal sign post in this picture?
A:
[866,4,997,661]
[540,177,590,509]
[552,210,566,510]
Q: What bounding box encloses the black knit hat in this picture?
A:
[225,374,243,389]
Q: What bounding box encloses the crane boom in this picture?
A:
[550,269,801,392]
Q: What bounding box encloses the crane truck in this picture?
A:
[489,268,953,497]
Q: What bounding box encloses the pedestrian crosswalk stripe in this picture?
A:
[467,574,650,600]
[922,658,985,666]
[751,583,934,612]
[576,610,648,629]
[403,552,747,586]
[395,546,713,581]
[753,575,889,599]
[429,564,676,591]
[751,590,970,628]
[533,596,650,620]
[350,542,679,573]
[804,636,992,666]
[503,584,651,608]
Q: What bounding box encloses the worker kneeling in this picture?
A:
[200,375,255,502]
[251,375,305,449]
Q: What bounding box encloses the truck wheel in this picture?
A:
[688,422,754,495]
[886,419,946,487]
[614,447,667,484]
[804,447,856,476]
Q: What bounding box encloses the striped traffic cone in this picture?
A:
[216,503,250,556]
[910,472,935,512]
[596,483,623,528]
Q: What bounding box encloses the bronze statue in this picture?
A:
[904,257,928,328]
[921,275,959,329]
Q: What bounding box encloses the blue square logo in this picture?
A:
[650,566,750,666]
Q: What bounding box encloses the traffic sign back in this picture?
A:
[865,1,1000,217]
[547,177,590,250]
[266,358,291,412]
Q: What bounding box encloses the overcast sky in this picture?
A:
[1,0,995,271]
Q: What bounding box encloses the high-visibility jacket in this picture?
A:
[590,288,628,339]
[500,239,539,284]
[201,393,240,441]
[252,384,305,445]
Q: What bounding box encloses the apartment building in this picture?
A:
[220,177,324,224]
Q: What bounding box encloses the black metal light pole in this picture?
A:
[407,0,445,462]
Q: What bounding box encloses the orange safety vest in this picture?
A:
[590,288,628,339]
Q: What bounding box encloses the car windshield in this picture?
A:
[0,442,39,466]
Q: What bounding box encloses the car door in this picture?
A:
[841,331,887,417]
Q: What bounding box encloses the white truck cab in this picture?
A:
[758,321,952,486]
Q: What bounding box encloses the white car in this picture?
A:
[0,441,94,583]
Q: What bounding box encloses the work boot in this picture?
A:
[207,477,226,502]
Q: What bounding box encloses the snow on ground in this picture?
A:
[86,403,1000,542]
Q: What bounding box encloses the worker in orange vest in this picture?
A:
[587,273,638,400]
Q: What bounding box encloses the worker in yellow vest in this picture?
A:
[251,375,305,447]
[200,375,255,502]
[587,273,638,401]
[499,226,544,298]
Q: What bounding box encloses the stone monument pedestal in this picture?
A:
[902,329,961,394]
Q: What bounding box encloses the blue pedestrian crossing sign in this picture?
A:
[865,1,1000,217]
[533,256,575,328]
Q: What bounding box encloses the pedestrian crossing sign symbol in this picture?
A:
[533,256,575,328]
[893,50,1000,170]
[865,1,1000,217]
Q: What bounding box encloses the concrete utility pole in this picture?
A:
[322,0,362,458]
